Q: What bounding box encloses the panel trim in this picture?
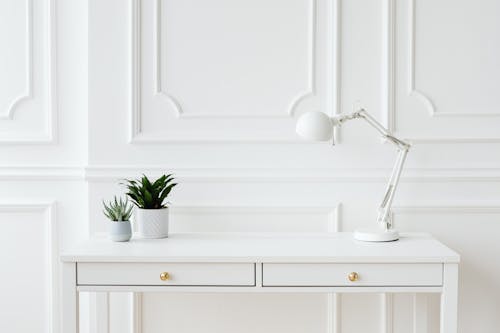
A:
[408,0,500,118]
[0,0,57,144]
[382,0,500,143]
[392,205,500,215]
[381,293,394,333]
[90,293,110,333]
[327,201,342,333]
[0,166,84,180]
[0,0,33,120]
[130,0,141,142]
[381,0,395,132]
[406,0,435,118]
[153,0,182,117]
[390,204,499,333]
[129,0,340,142]
[0,202,58,333]
[153,0,318,119]
[84,166,500,183]
[131,293,142,333]
[327,293,342,333]
[3,165,500,182]
[412,294,427,333]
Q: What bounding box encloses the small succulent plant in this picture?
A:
[103,196,134,221]
[123,174,177,209]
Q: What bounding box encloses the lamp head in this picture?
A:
[296,111,335,141]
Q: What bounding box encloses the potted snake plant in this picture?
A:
[102,196,134,242]
[123,174,177,239]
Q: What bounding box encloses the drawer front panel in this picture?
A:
[78,263,255,286]
[262,263,442,286]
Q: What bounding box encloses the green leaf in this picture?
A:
[142,174,152,189]
[102,196,134,221]
[121,174,177,209]
[159,183,177,206]
[152,174,168,189]
[143,189,153,208]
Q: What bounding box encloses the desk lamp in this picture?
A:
[296,109,411,242]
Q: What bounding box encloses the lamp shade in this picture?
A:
[296,111,334,141]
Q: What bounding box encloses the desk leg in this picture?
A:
[62,262,79,333]
[440,263,458,333]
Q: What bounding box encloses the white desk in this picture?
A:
[61,232,460,332]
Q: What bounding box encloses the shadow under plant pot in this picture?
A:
[135,207,169,239]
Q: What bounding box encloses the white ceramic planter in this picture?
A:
[108,221,132,242]
[135,207,169,239]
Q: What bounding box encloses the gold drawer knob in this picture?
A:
[348,272,359,282]
[160,272,170,281]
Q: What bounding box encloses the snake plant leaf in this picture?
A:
[123,174,177,209]
[144,189,153,208]
[159,183,177,203]
[152,174,168,189]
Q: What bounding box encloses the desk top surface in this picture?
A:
[61,232,459,263]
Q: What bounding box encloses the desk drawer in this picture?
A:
[78,263,255,286]
[262,263,442,286]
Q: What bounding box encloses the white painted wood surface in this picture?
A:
[61,262,78,333]
[61,233,459,331]
[77,262,256,286]
[62,232,459,264]
[440,263,459,333]
[263,263,443,286]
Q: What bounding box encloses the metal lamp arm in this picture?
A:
[336,109,411,230]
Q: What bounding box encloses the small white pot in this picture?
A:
[135,207,169,239]
[108,220,132,242]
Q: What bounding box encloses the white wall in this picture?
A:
[0,0,88,332]
[1,0,500,332]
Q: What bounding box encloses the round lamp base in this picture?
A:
[353,228,399,242]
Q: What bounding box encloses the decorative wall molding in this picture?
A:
[381,293,394,333]
[130,0,141,143]
[153,0,182,117]
[4,165,500,182]
[0,166,84,180]
[380,293,430,333]
[390,204,500,332]
[329,0,341,143]
[327,202,341,333]
[153,0,318,119]
[131,293,143,333]
[412,294,428,333]
[392,205,500,216]
[407,137,500,144]
[327,293,342,333]
[46,0,57,144]
[0,0,33,120]
[382,0,500,143]
[408,0,500,118]
[130,274,342,333]
[0,0,57,144]
[84,165,500,183]
[0,202,57,333]
[90,293,110,333]
[406,0,435,118]
[381,0,395,132]
[129,0,339,143]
